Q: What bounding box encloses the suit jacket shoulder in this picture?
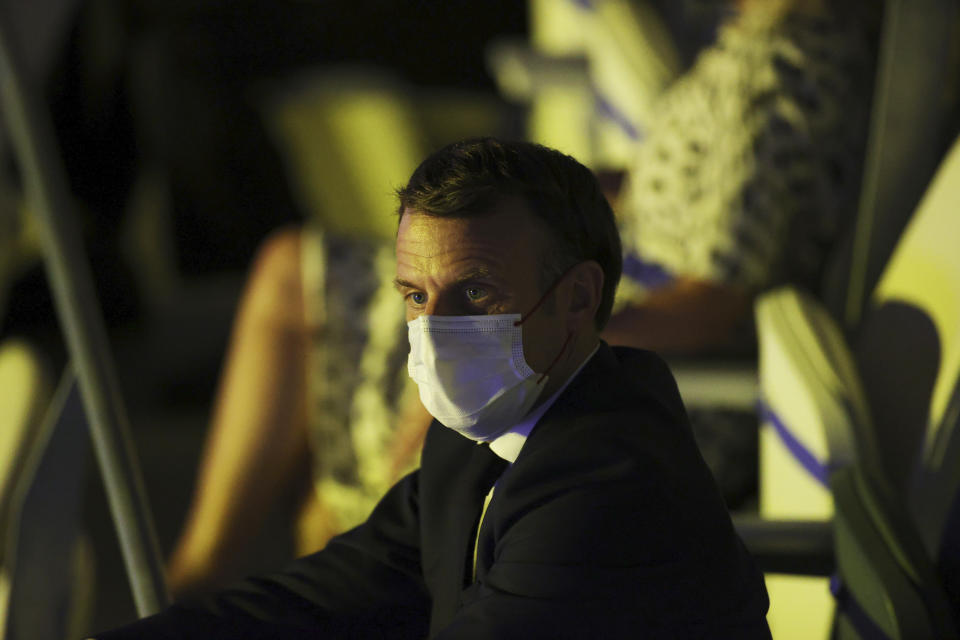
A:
[440,343,771,637]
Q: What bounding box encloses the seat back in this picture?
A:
[754,283,960,638]
[913,374,960,621]
[567,0,681,167]
[757,289,871,500]
[831,466,957,639]
[0,359,91,640]
[0,340,51,530]
[0,339,52,636]
[754,287,870,638]
[756,289,864,516]
[521,0,681,167]
[859,132,960,617]
[263,69,427,242]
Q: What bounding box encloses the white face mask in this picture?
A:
[407,313,552,442]
[405,264,580,442]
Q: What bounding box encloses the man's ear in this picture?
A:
[565,260,604,329]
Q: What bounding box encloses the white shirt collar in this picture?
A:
[488,343,600,463]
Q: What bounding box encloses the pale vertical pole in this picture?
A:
[0,15,169,616]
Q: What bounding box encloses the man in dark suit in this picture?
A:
[98,138,770,638]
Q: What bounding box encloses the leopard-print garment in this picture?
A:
[300,226,416,530]
[616,5,874,303]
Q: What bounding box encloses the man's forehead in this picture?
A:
[394,208,544,283]
[396,218,507,273]
[398,200,543,244]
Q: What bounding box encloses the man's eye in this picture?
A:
[408,292,426,305]
[465,287,487,302]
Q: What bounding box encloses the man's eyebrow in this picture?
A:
[393,267,498,292]
[452,266,496,284]
[393,277,418,291]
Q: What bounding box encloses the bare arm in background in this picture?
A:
[595,173,753,356]
[166,227,433,597]
[601,276,752,354]
[165,228,314,595]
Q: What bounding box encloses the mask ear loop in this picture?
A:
[514,266,578,385]
[534,331,574,384]
[513,265,576,328]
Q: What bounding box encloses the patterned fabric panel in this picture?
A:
[617,5,874,302]
[301,226,417,530]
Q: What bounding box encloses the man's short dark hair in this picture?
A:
[396,137,622,329]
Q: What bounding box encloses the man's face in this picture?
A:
[394,200,569,376]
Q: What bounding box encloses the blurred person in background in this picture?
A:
[165,222,437,596]
[600,0,876,505]
[606,0,875,349]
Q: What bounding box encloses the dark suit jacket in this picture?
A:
[99,344,770,639]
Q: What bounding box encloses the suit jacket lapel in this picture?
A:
[420,424,507,631]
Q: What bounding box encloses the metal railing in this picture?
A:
[0,13,169,617]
